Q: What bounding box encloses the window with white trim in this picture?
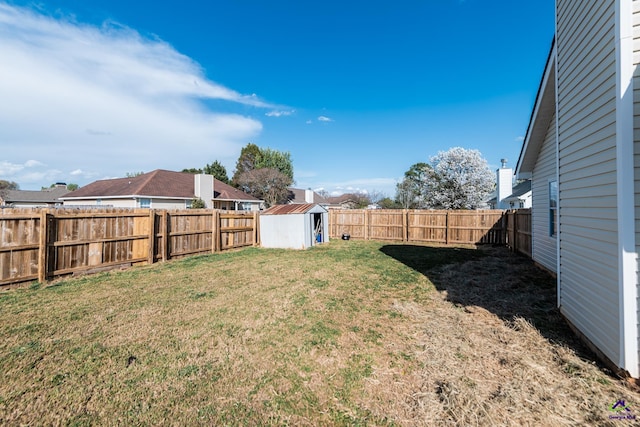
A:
[549,181,557,237]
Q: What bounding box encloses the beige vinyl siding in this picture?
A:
[633,0,640,369]
[531,111,558,273]
[63,199,136,208]
[556,0,620,363]
[151,199,190,209]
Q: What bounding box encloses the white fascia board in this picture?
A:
[215,198,263,203]
[616,0,638,378]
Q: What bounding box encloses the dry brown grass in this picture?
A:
[0,240,637,426]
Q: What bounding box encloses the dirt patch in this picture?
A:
[380,244,638,425]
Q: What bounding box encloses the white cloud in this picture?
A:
[265,109,295,117]
[24,159,45,168]
[0,3,268,189]
[0,161,26,175]
[0,159,46,176]
[515,136,525,142]
[318,116,333,122]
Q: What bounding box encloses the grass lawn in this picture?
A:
[0,239,638,426]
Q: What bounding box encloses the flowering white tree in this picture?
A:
[399,147,494,209]
[424,147,494,209]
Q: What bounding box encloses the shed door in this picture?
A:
[312,213,323,244]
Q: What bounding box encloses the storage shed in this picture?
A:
[260,203,329,249]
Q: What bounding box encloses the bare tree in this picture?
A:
[235,168,292,207]
[0,180,19,204]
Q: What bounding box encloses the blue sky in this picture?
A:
[0,0,555,196]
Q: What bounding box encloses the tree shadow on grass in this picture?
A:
[379,244,599,366]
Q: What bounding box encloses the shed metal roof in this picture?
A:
[262,203,324,215]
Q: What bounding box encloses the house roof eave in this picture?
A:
[516,39,556,179]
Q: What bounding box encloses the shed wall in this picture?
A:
[260,214,307,249]
[532,111,558,273]
[557,0,621,363]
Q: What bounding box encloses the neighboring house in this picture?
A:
[213,179,264,211]
[487,161,532,209]
[325,194,361,210]
[0,183,70,208]
[61,169,262,211]
[286,188,329,206]
[501,181,532,209]
[515,0,640,378]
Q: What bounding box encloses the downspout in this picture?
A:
[616,0,639,378]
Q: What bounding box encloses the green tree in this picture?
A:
[254,148,294,181]
[126,171,145,177]
[203,161,229,184]
[182,168,203,174]
[190,197,206,209]
[378,197,400,209]
[231,143,261,185]
[231,143,294,188]
[395,162,431,209]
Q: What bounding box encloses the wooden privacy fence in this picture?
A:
[329,209,508,245]
[328,208,532,256]
[0,208,259,286]
[505,208,532,257]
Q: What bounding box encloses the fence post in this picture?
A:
[37,209,50,283]
[363,209,368,240]
[445,211,450,245]
[513,210,520,252]
[329,210,335,238]
[253,210,260,247]
[501,211,507,245]
[403,209,408,242]
[212,210,220,253]
[148,209,155,265]
[160,210,168,261]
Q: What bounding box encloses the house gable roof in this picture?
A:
[61,169,261,202]
[286,188,329,205]
[213,179,261,202]
[516,40,556,179]
[4,186,70,204]
[503,180,532,201]
[62,170,195,199]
